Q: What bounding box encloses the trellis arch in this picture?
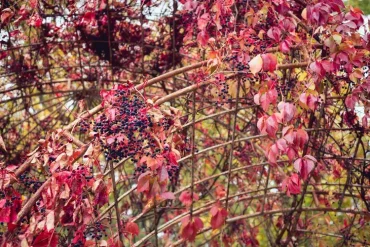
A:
[1,0,370,246]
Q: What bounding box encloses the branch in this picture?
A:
[16,178,52,224]
[135,61,207,91]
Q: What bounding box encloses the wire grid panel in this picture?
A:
[0,0,370,246]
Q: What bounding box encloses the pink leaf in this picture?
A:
[280,39,292,53]
[179,191,199,207]
[278,102,296,122]
[1,8,14,24]
[197,30,209,47]
[282,174,301,196]
[137,171,151,193]
[161,192,175,200]
[198,13,210,30]
[267,27,282,42]
[262,54,277,72]
[345,94,358,110]
[294,155,316,180]
[266,143,279,164]
[295,129,309,149]
[265,115,279,138]
[299,93,318,111]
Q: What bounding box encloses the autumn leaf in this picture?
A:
[32,230,59,247]
[1,8,14,24]
[126,221,139,236]
[0,134,6,152]
[299,93,318,111]
[266,143,279,164]
[278,102,296,123]
[249,55,263,75]
[197,30,209,47]
[210,204,228,229]
[294,155,317,180]
[179,191,199,207]
[137,171,151,193]
[198,13,210,30]
[46,211,55,231]
[180,216,204,241]
[282,174,301,196]
[261,54,277,72]
[267,27,282,42]
[257,114,280,138]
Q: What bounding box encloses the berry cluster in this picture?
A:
[72,240,84,247]
[94,89,157,163]
[36,200,45,214]
[214,75,230,106]
[78,120,91,133]
[134,164,148,178]
[235,62,249,71]
[84,222,107,240]
[167,163,180,184]
[19,173,43,193]
[95,87,181,164]
[266,7,277,27]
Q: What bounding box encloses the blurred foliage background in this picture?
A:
[346,0,370,14]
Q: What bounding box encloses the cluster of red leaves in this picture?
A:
[180,216,204,241]
[97,85,183,201]
[1,0,370,245]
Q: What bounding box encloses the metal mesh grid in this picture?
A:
[1,0,370,246]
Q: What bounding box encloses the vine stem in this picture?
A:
[133,189,369,246]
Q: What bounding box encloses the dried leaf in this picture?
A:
[0,135,6,152]
[249,55,263,75]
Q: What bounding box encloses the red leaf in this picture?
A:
[345,94,358,110]
[210,205,228,229]
[160,191,175,200]
[262,54,277,72]
[198,13,210,30]
[299,93,318,111]
[179,191,199,207]
[180,216,203,241]
[126,221,139,236]
[309,61,326,79]
[1,8,14,24]
[28,13,42,28]
[167,151,178,165]
[294,155,317,180]
[137,171,151,193]
[279,17,296,32]
[280,39,292,53]
[265,114,279,138]
[33,230,59,247]
[197,30,209,47]
[266,143,279,164]
[215,185,226,199]
[93,180,109,206]
[254,88,278,111]
[267,27,282,42]
[278,102,296,123]
[295,129,309,149]
[282,174,301,196]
